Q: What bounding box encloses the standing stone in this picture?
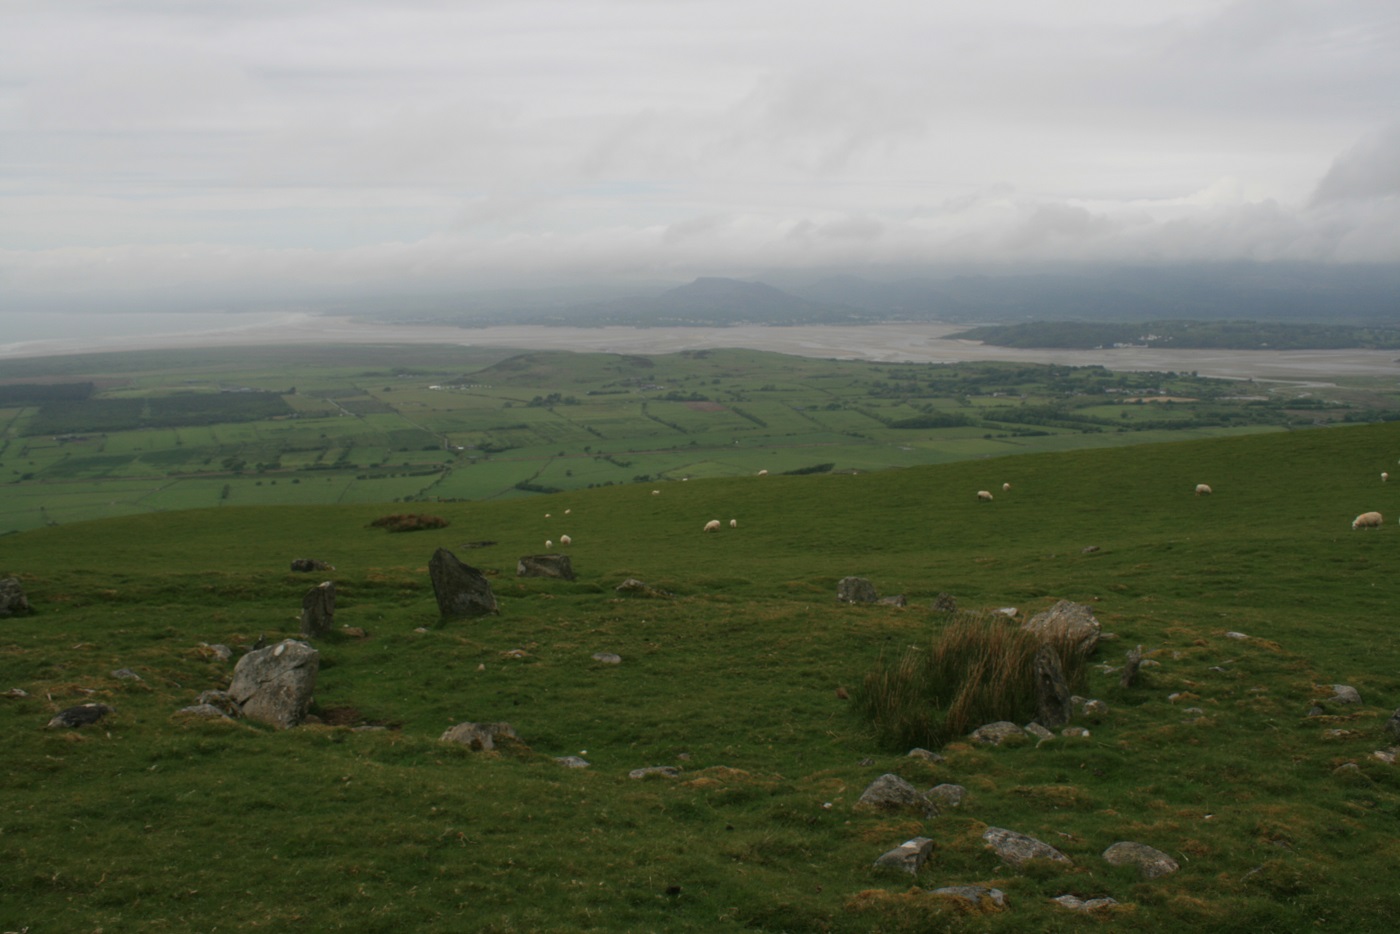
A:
[227,639,319,729]
[1385,708,1400,741]
[428,548,498,618]
[931,592,958,614]
[837,577,878,603]
[516,554,575,580]
[299,581,335,638]
[0,578,30,616]
[874,837,935,874]
[1120,645,1144,688]
[855,773,938,817]
[1033,643,1072,728]
[1023,600,1101,656]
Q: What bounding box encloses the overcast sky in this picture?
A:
[2,0,1398,313]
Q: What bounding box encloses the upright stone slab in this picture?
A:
[1023,600,1101,656]
[228,639,319,729]
[429,548,498,619]
[837,576,878,604]
[0,578,30,616]
[299,580,335,638]
[1033,643,1072,728]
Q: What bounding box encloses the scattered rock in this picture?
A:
[837,577,878,604]
[200,643,233,662]
[1102,841,1179,879]
[877,594,907,607]
[299,580,335,638]
[111,668,142,681]
[555,756,591,768]
[196,690,241,717]
[1081,545,1100,554]
[1334,762,1360,774]
[874,836,935,874]
[1033,643,1072,728]
[46,703,113,728]
[994,606,1017,618]
[1119,645,1143,688]
[3,687,29,699]
[629,766,681,779]
[615,578,671,598]
[517,554,575,581]
[1061,726,1091,738]
[428,548,499,619]
[1023,600,1101,656]
[970,721,1028,746]
[289,558,334,573]
[929,783,966,808]
[1024,722,1055,742]
[1327,684,1361,705]
[174,703,235,720]
[1052,895,1120,912]
[1371,748,1397,765]
[855,773,937,817]
[0,578,31,616]
[1224,631,1250,640]
[1081,699,1108,718]
[1306,706,1325,718]
[982,827,1072,867]
[227,639,319,729]
[1386,708,1400,740]
[907,748,945,763]
[931,592,958,614]
[927,885,1007,910]
[441,721,520,751]
[591,652,622,664]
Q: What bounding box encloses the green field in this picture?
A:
[2,420,1400,930]
[5,343,1396,534]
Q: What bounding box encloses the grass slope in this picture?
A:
[2,423,1400,931]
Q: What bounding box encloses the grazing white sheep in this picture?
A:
[977,490,993,502]
[1352,511,1383,529]
[1195,484,1212,495]
[703,519,722,532]
[545,539,553,549]
[757,469,768,476]
[565,508,571,515]
[544,513,551,518]
[560,534,572,546]
[652,489,661,495]
[729,519,737,528]
[1002,482,1012,492]
[1383,472,1389,482]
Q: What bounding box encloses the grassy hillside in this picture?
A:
[3,423,1400,931]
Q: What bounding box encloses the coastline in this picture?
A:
[1,313,1397,383]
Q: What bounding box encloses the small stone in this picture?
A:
[1061,726,1091,738]
[1224,631,1250,640]
[877,594,907,607]
[1053,894,1119,911]
[200,642,233,661]
[440,721,519,751]
[1327,684,1361,705]
[174,703,234,720]
[1102,841,1179,879]
[3,687,29,699]
[856,773,937,817]
[907,748,945,763]
[1081,545,1100,554]
[873,836,935,874]
[837,577,878,604]
[1306,706,1324,717]
[414,627,430,633]
[1371,749,1397,765]
[994,606,1017,618]
[111,668,142,681]
[929,783,966,808]
[1081,699,1108,717]
[982,827,1072,867]
[629,766,681,779]
[591,652,622,664]
[46,703,114,729]
[1386,708,1400,740]
[1334,762,1360,774]
[555,756,591,768]
[927,886,1007,909]
[1024,722,1055,741]
[931,592,958,613]
[970,721,1028,746]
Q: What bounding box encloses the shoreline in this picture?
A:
[1,315,1398,383]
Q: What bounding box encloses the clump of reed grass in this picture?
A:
[858,611,1089,751]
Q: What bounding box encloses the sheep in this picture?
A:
[545,539,553,549]
[652,489,661,495]
[976,490,993,502]
[560,534,572,546]
[757,469,768,476]
[1002,482,1012,492]
[1195,484,1212,496]
[1352,511,1383,529]
[729,519,737,528]
[1383,472,1389,482]
[544,513,551,518]
[703,519,722,532]
[565,509,571,515]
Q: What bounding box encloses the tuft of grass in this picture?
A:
[369,512,450,532]
[858,612,1088,750]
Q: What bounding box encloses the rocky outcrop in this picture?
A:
[1102,841,1178,878]
[227,639,319,729]
[874,837,934,874]
[428,548,498,619]
[46,703,113,728]
[440,721,519,751]
[855,773,938,817]
[615,578,671,598]
[971,721,1029,746]
[982,827,1072,867]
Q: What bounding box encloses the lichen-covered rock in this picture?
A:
[856,773,937,817]
[982,827,1072,867]
[227,639,319,729]
[873,836,934,874]
[0,578,30,616]
[614,578,671,598]
[929,783,966,808]
[555,755,591,768]
[907,747,945,763]
[1023,600,1101,656]
[517,554,575,581]
[1053,894,1120,912]
[1327,684,1361,705]
[927,886,1006,910]
[428,548,498,619]
[1033,643,1072,728]
[970,721,1028,746]
[591,652,622,664]
[290,558,334,573]
[1102,841,1178,878]
[629,766,681,779]
[1386,708,1400,741]
[440,721,519,751]
[300,580,335,638]
[837,577,878,604]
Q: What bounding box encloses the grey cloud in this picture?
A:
[1311,122,1400,204]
